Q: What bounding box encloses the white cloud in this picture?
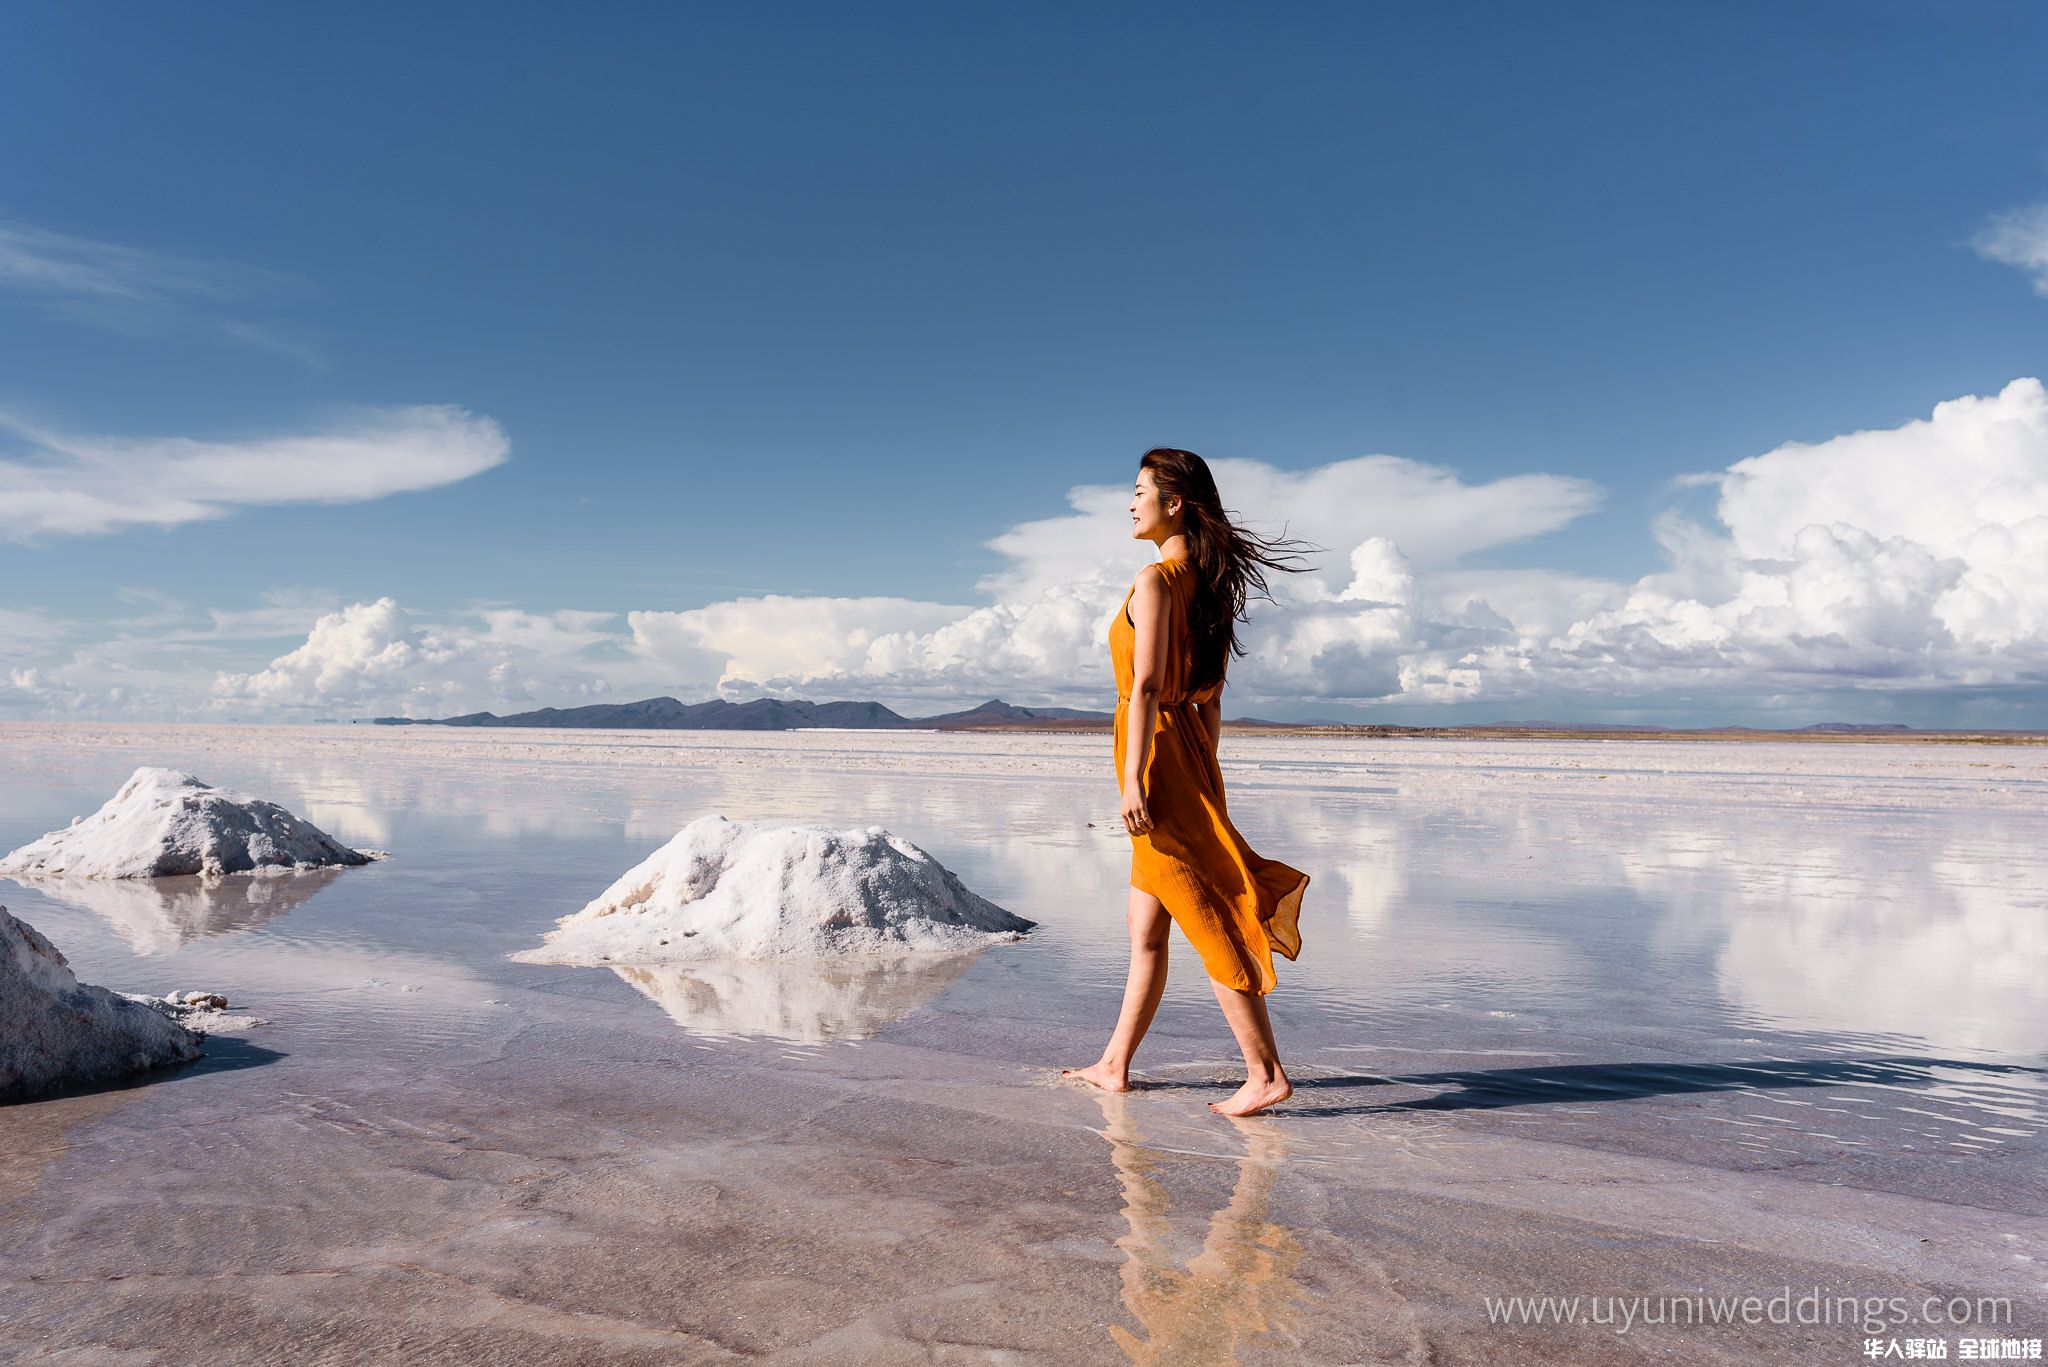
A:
[0,404,509,539]
[980,455,1600,603]
[1429,568,1626,642]
[625,379,2048,712]
[629,595,973,690]
[2,594,640,722]
[152,453,1597,719]
[0,216,318,359]
[1972,202,2048,297]
[0,606,74,656]
[212,598,623,716]
[217,320,329,370]
[1534,377,2048,697]
[201,589,351,641]
[623,458,1602,708]
[1718,378,2048,565]
[12,379,2047,722]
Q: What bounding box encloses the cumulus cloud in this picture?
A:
[630,595,975,690]
[0,404,509,539]
[213,598,624,715]
[627,579,1138,706]
[1533,377,2048,698]
[3,593,638,722]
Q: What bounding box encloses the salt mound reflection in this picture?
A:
[10,868,344,955]
[610,951,986,1042]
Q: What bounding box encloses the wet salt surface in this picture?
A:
[1,722,2045,1364]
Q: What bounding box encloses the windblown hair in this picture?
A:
[1140,447,1323,696]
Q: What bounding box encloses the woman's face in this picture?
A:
[1129,468,1180,543]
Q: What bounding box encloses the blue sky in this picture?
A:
[4,2,2048,724]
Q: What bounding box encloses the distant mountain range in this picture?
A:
[368,696,1117,731]
[364,697,2022,738]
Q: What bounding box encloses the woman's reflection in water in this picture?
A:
[1091,1091,1306,1365]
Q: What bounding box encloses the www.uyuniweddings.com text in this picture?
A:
[1484,1286,2016,1336]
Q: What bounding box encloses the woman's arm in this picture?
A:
[1198,695,1221,759]
[1121,566,1170,836]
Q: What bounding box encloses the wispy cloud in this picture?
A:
[216,319,329,370]
[0,606,74,656]
[1970,201,2048,296]
[0,404,511,540]
[100,586,345,642]
[0,216,323,364]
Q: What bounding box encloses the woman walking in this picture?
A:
[1065,448,1318,1118]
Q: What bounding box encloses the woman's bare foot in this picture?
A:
[1062,1060,1131,1093]
[1209,1074,1292,1116]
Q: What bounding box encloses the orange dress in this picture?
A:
[1110,555,1308,996]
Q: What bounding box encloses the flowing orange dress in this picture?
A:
[1110,555,1308,996]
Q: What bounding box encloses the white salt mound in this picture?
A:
[0,767,373,880]
[512,814,1033,965]
[0,904,202,1102]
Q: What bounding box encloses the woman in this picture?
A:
[1065,448,1318,1118]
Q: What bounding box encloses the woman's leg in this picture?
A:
[1063,886,1172,1092]
[1207,981,1292,1116]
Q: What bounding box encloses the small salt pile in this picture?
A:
[117,988,266,1035]
[512,814,1033,965]
[167,990,230,1010]
[0,905,201,1101]
[0,767,374,880]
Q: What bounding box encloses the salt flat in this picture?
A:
[0,722,2043,1364]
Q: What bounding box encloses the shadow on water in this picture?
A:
[1,1036,287,1108]
[1164,1057,2047,1119]
[1091,1090,1305,1365]
[178,1035,288,1080]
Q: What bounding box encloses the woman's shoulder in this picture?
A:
[1131,556,1199,604]
[1145,556,1196,582]
[1159,559,1200,597]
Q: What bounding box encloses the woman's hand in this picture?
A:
[1121,778,1153,837]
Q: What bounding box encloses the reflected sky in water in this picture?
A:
[2,726,2043,1178]
[4,726,2046,1363]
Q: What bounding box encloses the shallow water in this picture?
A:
[2,724,2044,1363]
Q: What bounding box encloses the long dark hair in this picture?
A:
[1140,447,1323,696]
